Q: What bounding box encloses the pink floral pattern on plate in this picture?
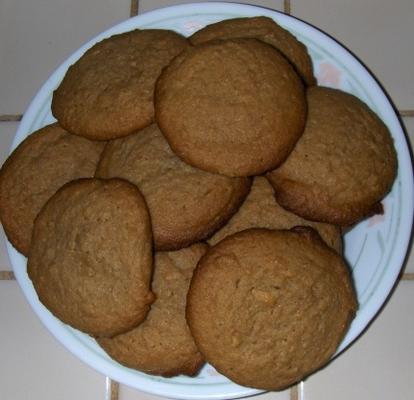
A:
[317,61,343,88]
[182,21,205,35]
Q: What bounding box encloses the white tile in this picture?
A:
[119,385,169,400]
[0,0,130,115]
[0,281,106,399]
[400,117,414,275]
[0,121,18,165]
[0,226,12,272]
[300,281,414,400]
[251,389,291,399]
[138,0,285,14]
[404,245,414,275]
[119,383,291,399]
[292,0,414,109]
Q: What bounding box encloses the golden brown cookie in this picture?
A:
[209,176,342,252]
[98,243,208,377]
[266,86,398,226]
[28,178,154,338]
[95,124,251,250]
[187,228,357,391]
[155,38,306,177]
[190,16,316,86]
[0,123,105,256]
[52,29,189,141]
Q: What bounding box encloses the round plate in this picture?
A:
[7,3,414,399]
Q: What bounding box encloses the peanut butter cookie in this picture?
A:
[155,38,306,177]
[187,228,356,390]
[28,178,154,338]
[267,87,397,225]
[52,29,189,140]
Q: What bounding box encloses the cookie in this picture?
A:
[155,38,306,177]
[0,123,105,255]
[28,178,154,338]
[208,177,342,253]
[187,228,357,391]
[95,124,251,250]
[98,243,208,377]
[52,29,189,140]
[190,16,316,86]
[266,86,398,226]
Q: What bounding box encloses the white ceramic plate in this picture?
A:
[8,3,414,399]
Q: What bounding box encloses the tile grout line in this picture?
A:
[105,377,119,400]
[130,0,139,17]
[110,380,119,400]
[402,273,414,280]
[0,271,15,280]
[284,0,291,14]
[399,110,414,117]
[290,384,299,400]
[0,114,22,122]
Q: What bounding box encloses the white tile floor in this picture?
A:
[0,280,106,400]
[0,1,413,400]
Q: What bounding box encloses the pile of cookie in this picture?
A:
[0,16,397,391]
